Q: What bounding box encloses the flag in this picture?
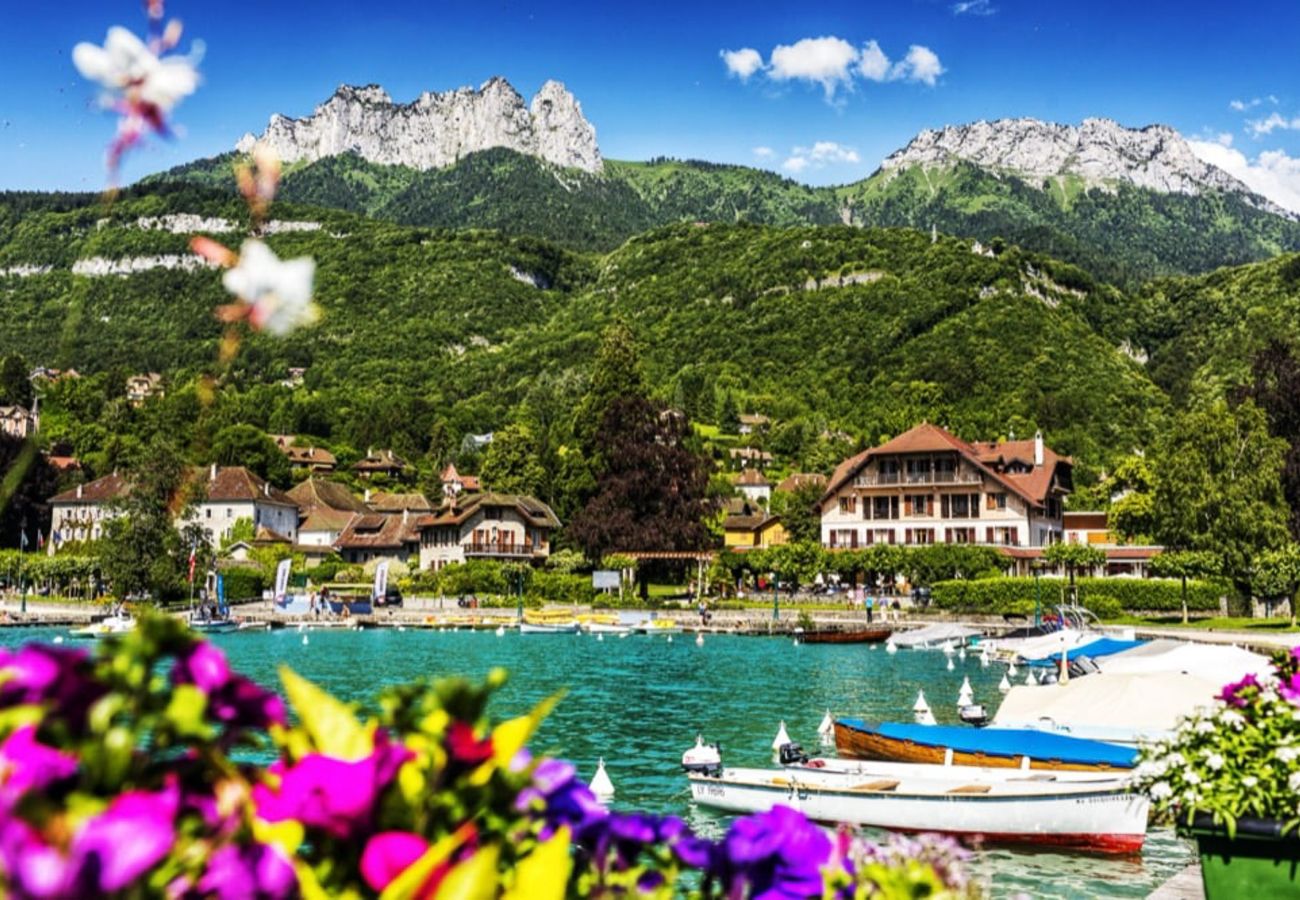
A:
[19,530,27,550]
[187,543,197,583]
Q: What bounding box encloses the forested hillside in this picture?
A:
[150,149,1300,284]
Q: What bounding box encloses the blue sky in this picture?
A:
[3,0,1299,207]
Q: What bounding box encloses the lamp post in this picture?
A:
[1032,560,1043,630]
[771,571,779,622]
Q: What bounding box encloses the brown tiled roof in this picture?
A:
[253,526,292,544]
[776,473,827,493]
[738,414,771,426]
[735,469,770,487]
[335,513,420,550]
[284,445,336,467]
[368,492,434,514]
[820,423,1070,509]
[288,478,369,513]
[199,467,297,506]
[724,513,781,533]
[354,449,408,472]
[300,509,356,533]
[417,492,560,530]
[1063,511,1109,530]
[49,472,130,504]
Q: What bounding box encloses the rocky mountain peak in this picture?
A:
[881,117,1289,217]
[235,78,602,173]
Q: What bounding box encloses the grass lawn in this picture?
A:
[1107,614,1300,632]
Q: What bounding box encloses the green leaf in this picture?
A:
[164,683,210,738]
[279,665,372,760]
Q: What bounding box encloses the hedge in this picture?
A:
[931,576,1226,615]
[219,567,266,601]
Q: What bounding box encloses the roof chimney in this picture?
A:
[364,488,371,504]
[264,482,270,497]
[1034,431,1044,467]
[210,463,218,481]
[76,483,83,499]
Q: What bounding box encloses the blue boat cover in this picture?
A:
[1023,638,1145,668]
[836,718,1138,768]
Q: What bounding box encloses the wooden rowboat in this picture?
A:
[833,719,1136,773]
[800,628,893,645]
[687,759,1148,854]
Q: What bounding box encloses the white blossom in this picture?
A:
[1242,775,1259,788]
[1277,746,1300,764]
[221,240,318,336]
[1219,710,1246,731]
[1204,752,1225,771]
[1184,771,1203,786]
[1148,782,1173,801]
[1194,719,1216,735]
[73,27,199,112]
[1289,772,1300,792]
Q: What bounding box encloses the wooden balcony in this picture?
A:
[464,541,543,558]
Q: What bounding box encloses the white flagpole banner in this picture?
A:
[274,558,292,601]
[373,560,389,600]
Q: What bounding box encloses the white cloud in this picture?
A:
[1188,139,1300,215]
[891,45,945,86]
[720,47,763,81]
[1249,111,1300,136]
[782,156,809,174]
[858,40,891,82]
[752,146,774,158]
[804,141,861,164]
[952,0,997,15]
[1215,132,1234,147]
[1230,98,1259,112]
[768,36,859,98]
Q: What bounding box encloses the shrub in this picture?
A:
[218,566,265,601]
[931,576,1224,614]
[1083,593,1123,620]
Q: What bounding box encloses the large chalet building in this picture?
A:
[819,423,1072,551]
[417,491,560,571]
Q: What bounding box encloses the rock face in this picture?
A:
[882,117,1289,216]
[236,78,602,174]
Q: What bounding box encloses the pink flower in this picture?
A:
[73,780,181,892]
[196,842,297,900]
[253,734,412,840]
[1218,674,1260,709]
[361,831,432,892]
[0,726,78,805]
[173,641,286,733]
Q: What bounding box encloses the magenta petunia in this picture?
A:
[360,831,430,892]
[73,780,180,892]
[195,842,297,900]
[1218,674,1260,709]
[173,641,232,693]
[0,725,79,805]
[253,734,412,840]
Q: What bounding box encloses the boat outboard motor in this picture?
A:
[957,705,989,727]
[681,736,723,777]
[778,742,810,766]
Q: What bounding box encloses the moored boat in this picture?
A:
[187,612,238,634]
[69,613,135,639]
[800,628,893,645]
[686,759,1148,854]
[519,620,580,634]
[833,718,1137,772]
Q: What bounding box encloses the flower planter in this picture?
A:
[1187,813,1300,898]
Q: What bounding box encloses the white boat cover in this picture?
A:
[991,671,1222,741]
[986,629,1094,660]
[1098,639,1271,680]
[890,624,981,648]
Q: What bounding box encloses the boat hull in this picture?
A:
[519,622,580,634]
[188,619,238,633]
[833,721,1133,773]
[687,769,1147,854]
[801,628,893,645]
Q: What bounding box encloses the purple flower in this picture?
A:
[517,759,608,839]
[1219,674,1261,709]
[360,831,432,892]
[73,780,180,892]
[720,805,831,900]
[0,645,103,729]
[1281,673,1300,704]
[0,726,78,805]
[0,817,77,898]
[195,842,297,900]
[252,734,412,840]
[174,642,286,733]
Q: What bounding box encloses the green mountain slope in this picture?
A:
[0,189,1163,472]
[149,149,1300,285]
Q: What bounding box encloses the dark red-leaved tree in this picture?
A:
[568,394,717,563]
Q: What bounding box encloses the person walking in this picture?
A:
[865,594,874,624]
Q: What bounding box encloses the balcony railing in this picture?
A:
[464,541,542,557]
[855,470,980,487]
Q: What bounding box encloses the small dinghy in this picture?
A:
[799,628,893,645]
[685,751,1148,854]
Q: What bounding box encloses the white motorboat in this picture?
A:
[685,757,1148,854]
[187,612,238,634]
[889,624,981,650]
[519,620,580,634]
[69,613,135,639]
[584,622,633,635]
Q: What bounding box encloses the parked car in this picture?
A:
[376,586,403,607]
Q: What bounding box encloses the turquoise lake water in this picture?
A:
[8,626,1190,898]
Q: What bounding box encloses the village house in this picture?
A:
[354,448,408,480]
[1058,510,1163,578]
[271,435,337,474]
[737,413,771,435]
[287,478,370,548]
[818,422,1072,551]
[728,446,774,469]
[723,498,787,551]
[776,473,828,495]
[0,403,38,440]
[187,465,299,548]
[735,468,772,506]
[366,491,435,516]
[439,463,481,498]
[126,373,163,406]
[48,472,130,544]
[334,512,421,566]
[416,492,559,571]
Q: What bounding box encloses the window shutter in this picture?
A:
[1011,527,1019,545]
[850,531,859,549]
[944,528,951,543]
[905,528,913,544]
[985,527,994,543]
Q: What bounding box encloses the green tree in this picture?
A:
[1252,543,1300,626]
[573,322,644,458]
[211,424,291,487]
[0,354,32,409]
[478,423,546,497]
[770,480,824,544]
[715,390,739,433]
[1151,400,1289,602]
[1106,454,1156,542]
[100,437,193,601]
[1042,542,1108,604]
[1151,550,1222,624]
